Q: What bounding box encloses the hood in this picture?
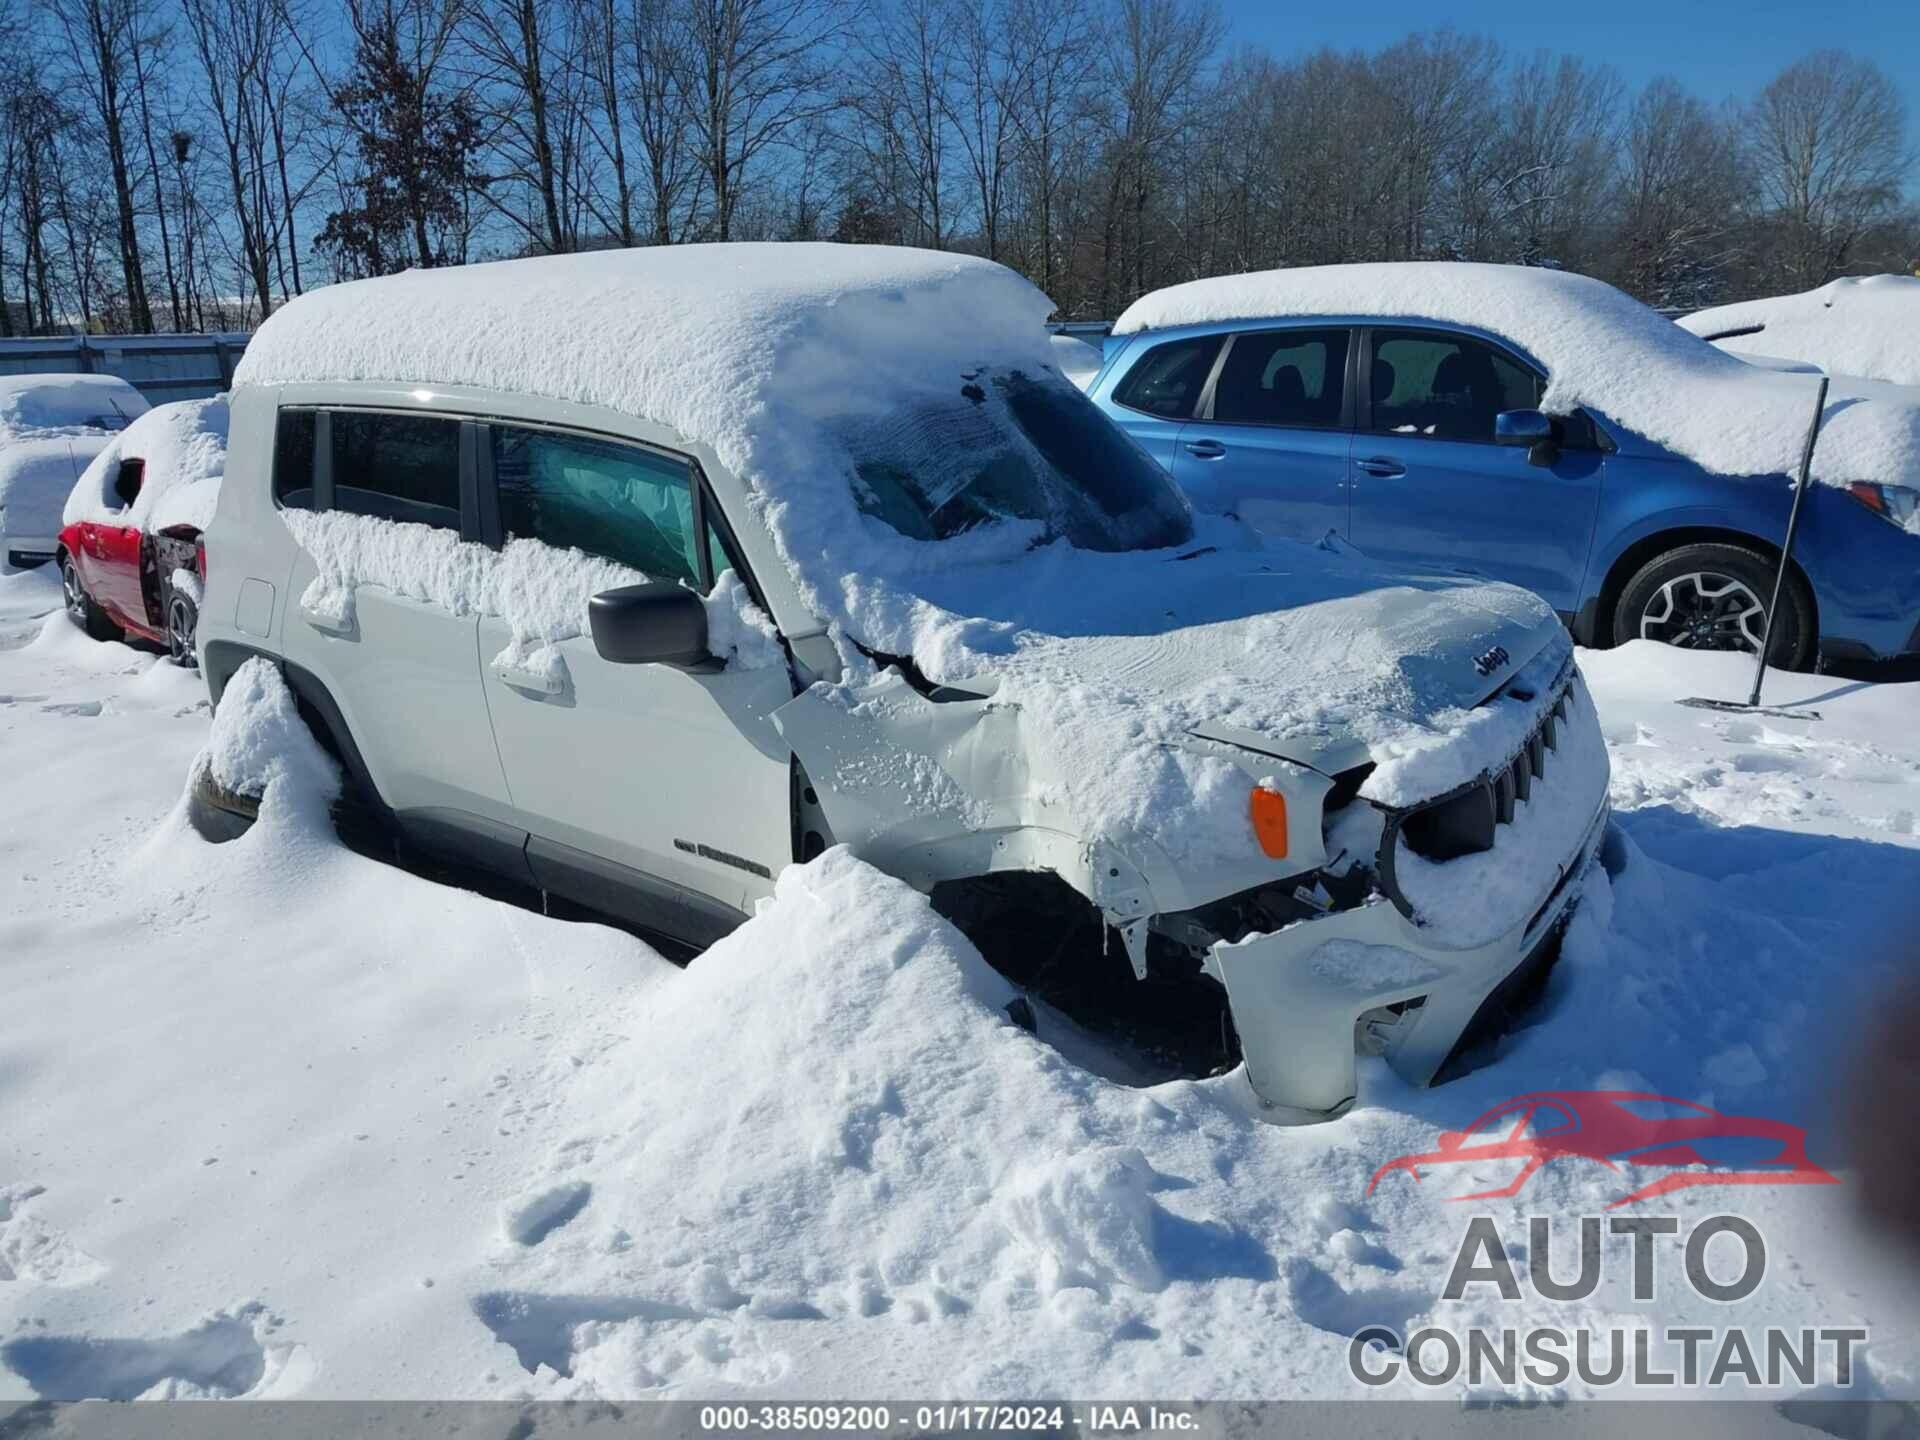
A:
[777,541,1571,913]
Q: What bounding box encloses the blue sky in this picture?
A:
[1216,0,1920,131]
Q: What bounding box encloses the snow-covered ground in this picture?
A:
[1,560,1916,1404]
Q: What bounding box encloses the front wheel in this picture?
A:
[165,587,199,667]
[61,556,123,643]
[1613,542,1814,671]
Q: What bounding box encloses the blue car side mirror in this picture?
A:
[1496,409,1561,467]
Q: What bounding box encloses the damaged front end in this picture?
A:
[1177,656,1611,1120]
[772,647,1611,1124]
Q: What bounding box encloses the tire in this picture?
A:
[1613,542,1815,671]
[165,586,199,668]
[61,555,123,643]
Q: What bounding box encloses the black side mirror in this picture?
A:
[589,581,717,670]
[1494,409,1560,467]
[113,458,145,507]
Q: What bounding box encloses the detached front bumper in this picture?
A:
[1209,799,1607,1119]
[1205,661,1612,1121]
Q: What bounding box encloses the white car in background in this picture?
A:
[1680,275,1920,390]
[0,373,151,569]
[198,244,1610,1122]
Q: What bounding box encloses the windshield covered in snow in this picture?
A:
[839,370,1193,552]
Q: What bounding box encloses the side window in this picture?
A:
[1368,331,1541,443]
[1211,329,1349,428]
[330,411,462,529]
[273,408,317,510]
[1112,336,1221,419]
[492,425,702,588]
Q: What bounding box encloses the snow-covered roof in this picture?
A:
[1679,275,1920,390]
[0,372,150,437]
[235,243,1055,441]
[1114,262,1920,490]
[64,396,228,534]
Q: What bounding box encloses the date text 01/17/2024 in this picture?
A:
[696,1405,1201,1432]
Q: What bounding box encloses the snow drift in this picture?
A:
[1679,275,1920,389]
[1114,262,1920,491]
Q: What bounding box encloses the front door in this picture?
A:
[474,421,793,938]
[1345,327,1601,613]
[1169,327,1354,542]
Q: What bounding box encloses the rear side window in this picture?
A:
[492,425,703,587]
[331,411,462,529]
[1112,336,1220,418]
[1368,331,1541,443]
[273,409,317,509]
[1211,329,1349,427]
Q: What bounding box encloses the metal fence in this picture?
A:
[0,332,249,404]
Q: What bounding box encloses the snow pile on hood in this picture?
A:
[63,396,228,533]
[1679,275,1920,389]
[0,373,149,438]
[281,509,782,677]
[1114,262,1920,490]
[0,435,111,543]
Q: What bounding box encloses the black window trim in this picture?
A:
[1196,324,1359,431]
[473,414,769,611]
[272,402,771,614]
[1110,333,1226,421]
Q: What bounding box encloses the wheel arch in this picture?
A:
[202,640,387,811]
[1587,525,1818,649]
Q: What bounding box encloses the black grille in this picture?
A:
[1376,661,1577,921]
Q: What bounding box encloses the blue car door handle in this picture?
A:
[1183,438,1227,460]
[1355,456,1406,478]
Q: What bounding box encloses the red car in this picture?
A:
[59,397,227,667]
[1367,1090,1838,1208]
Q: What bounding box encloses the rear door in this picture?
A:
[276,407,518,834]
[1168,326,1355,541]
[474,420,794,940]
[1345,327,1602,613]
[1098,334,1223,473]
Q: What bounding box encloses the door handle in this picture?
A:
[1354,457,1406,478]
[1183,439,1227,460]
[492,652,567,696]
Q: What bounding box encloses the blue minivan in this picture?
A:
[1084,282,1920,669]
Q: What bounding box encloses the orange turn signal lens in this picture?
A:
[1249,787,1288,859]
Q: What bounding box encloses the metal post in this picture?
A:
[1746,375,1829,708]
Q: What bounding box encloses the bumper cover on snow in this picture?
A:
[1209,798,1607,1119]
[1207,659,1610,1121]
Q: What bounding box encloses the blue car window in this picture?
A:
[1369,331,1541,443]
[1212,329,1349,427]
[1112,336,1221,419]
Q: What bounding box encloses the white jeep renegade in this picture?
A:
[199,244,1611,1121]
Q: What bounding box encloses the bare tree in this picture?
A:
[1612,78,1744,308]
[48,0,156,328]
[678,0,847,241]
[1749,51,1911,287]
[1095,0,1223,311]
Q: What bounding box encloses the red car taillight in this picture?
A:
[196,539,207,580]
